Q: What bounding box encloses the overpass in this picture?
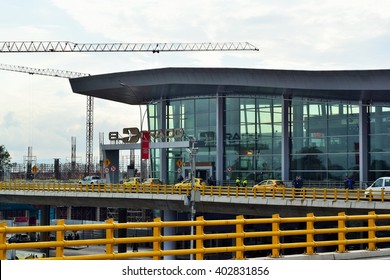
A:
[1,182,389,217]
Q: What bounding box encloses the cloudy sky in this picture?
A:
[1,0,390,166]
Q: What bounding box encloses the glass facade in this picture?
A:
[290,99,359,182]
[224,97,282,183]
[146,92,390,185]
[369,105,390,180]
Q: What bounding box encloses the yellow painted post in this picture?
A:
[0,222,7,260]
[153,217,162,260]
[323,188,327,201]
[306,213,315,255]
[105,219,115,255]
[196,216,204,260]
[235,215,245,260]
[367,211,377,251]
[56,219,65,258]
[271,214,281,258]
[337,212,346,253]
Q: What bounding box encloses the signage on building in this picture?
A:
[108,127,184,143]
[141,131,150,160]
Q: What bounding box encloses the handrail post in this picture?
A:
[235,215,245,260]
[195,216,204,260]
[306,213,315,255]
[153,217,161,260]
[105,218,115,256]
[271,214,281,258]
[56,219,65,258]
[0,222,7,260]
[337,212,347,253]
[367,211,377,251]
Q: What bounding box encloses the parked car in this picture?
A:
[7,233,31,243]
[174,178,206,190]
[252,179,286,192]
[364,177,390,198]
[142,178,163,187]
[123,177,141,188]
[78,175,105,185]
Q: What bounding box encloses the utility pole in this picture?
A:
[187,136,198,260]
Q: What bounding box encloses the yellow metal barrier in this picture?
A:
[2,181,389,202]
[1,211,390,260]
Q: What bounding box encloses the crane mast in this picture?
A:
[1,40,259,175]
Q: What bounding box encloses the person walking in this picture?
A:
[242,178,248,188]
[235,177,241,188]
[293,176,303,195]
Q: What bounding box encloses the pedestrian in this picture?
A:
[344,176,350,189]
[292,176,303,195]
[292,176,300,188]
[207,176,215,186]
[347,177,355,190]
[177,175,184,183]
[242,178,248,188]
[297,176,303,188]
[235,177,241,187]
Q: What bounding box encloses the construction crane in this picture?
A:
[0,41,259,53]
[1,40,259,175]
[0,63,95,175]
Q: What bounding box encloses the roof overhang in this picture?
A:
[69,67,390,104]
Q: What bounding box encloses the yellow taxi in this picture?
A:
[174,178,206,190]
[142,178,163,187]
[123,177,141,188]
[252,179,286,192]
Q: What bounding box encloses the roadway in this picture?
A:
[1,183,390,217]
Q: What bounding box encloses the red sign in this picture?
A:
[141,131,150,160]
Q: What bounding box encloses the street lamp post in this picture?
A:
[119,81,148,181]
[187,136,198,260]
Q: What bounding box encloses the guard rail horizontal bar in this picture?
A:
[1,211,390,260]
[1,181,389,202]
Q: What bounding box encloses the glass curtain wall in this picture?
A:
[147,103,160,179]
[368,105,390,180]
[224,97,282,184]
[290,99,359,182]
[148,98,217,184]
[148,95,387,185]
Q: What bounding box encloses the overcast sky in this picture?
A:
[1,0,390,166]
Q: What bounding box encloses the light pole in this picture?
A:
[119,81,147,181]
[186,136,198,260]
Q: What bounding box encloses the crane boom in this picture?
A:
[0,63,89,78]
[0,41,259,53]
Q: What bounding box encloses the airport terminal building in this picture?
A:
[70,67,390,186]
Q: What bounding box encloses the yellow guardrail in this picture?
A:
[1,211,390,260]
[1,181,389,202]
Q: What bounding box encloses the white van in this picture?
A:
[364,177,390,198]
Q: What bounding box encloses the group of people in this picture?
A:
[235,177,248,188]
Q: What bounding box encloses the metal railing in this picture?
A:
[1,181,389,202]
[1,211,390,260]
